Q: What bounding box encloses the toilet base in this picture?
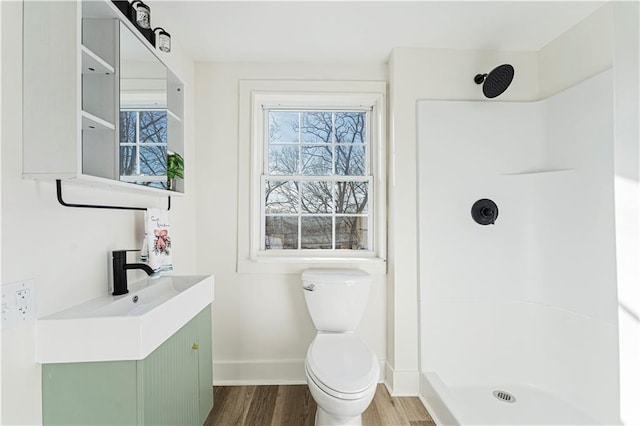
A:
[315,407,361,426]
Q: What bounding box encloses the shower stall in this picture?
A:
[416,69,621,425]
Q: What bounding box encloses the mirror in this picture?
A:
[119,22,169,189]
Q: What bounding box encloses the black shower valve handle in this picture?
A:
[471,199,499,226]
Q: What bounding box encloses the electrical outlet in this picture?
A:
[1,279,36,329]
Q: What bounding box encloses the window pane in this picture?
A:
[335,112,366,143]
[120,111,137,143]
[139,111,167,143]
[301,181,332,214]
[336,145,366,176]
[336,217,368,250]
[265,180,298,214]
[268,145,299,175]
[301,217,332,249]
[301,146,332,175]
[119,146,137,176]
[302,112,332,143]
[139,146,167,175]
[269,112,299,143]
[335,181,368,214]
[265,216,298,249]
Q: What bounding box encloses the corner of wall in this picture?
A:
[537,3,613,99]
[384,362,420,396]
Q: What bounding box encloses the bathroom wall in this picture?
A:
[611,3,640,425]
[0,2,197,424]
[537,4,613,98]
[194,62,388,384]
[0,2,4,422]
[539,4,640,423]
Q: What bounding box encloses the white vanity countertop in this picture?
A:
[37,275,214,363]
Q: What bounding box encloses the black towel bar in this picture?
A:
[56,179,171,211]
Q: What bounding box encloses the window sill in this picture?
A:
[237,256,387,275]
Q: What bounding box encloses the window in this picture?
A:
[263,109,371,251]
[236,80,387,274]
[238,81,386,270]
[119,109,168,188]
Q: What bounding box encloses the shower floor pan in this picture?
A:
[420,373,599,425]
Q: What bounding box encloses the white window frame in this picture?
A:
[237,80,386,274]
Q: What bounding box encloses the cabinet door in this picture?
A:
[42,361,138,425]
[196,305,214,423]
[138,319,200,425]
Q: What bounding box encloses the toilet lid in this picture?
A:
[306,334,379,397]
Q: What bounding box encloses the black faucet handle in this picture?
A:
[113,249,141,258]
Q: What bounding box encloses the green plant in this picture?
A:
[167,152,184,180]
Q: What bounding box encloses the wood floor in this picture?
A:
[204,384,435,426]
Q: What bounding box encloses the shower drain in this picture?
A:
[492,390,516,403]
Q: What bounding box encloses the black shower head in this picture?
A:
[474,64,515,98]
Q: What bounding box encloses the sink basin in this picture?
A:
[37,275,214,363]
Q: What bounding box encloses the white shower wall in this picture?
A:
[417,70,619,423]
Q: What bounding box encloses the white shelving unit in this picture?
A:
[81,45,115,75]
[23,0,185,197]
[81,111,115,131]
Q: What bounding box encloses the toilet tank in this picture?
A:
[302,269,371,332]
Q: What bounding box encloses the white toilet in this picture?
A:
[302,269,379,426]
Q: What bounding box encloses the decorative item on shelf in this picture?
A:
[130,0,151,29]
[112,1,172,52]
[166,151,184,191]
[128,0,154,45]
[153,27,171,53]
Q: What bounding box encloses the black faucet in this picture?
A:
[112,250,156,296]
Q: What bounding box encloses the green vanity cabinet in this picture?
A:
[42,305,213,425]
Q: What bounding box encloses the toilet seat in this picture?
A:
[305,333,378,400]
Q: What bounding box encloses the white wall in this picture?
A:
[0,2,4,421]
[194,62,388,384]
[538,4,613,98]
[0,2,196,424]
[540,4,640,423]
[611,3,640,425]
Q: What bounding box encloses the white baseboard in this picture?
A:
[214,358,387,386]
[384,362,420,396]
[213,359,306,385]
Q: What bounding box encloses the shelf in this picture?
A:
[501,168,575,176]
[72,174,185,197]
[81,45,115,75]
[81,110,115,130]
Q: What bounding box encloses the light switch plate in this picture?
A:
[2,279,37,329]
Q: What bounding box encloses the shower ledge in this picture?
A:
[501,168,575,176]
